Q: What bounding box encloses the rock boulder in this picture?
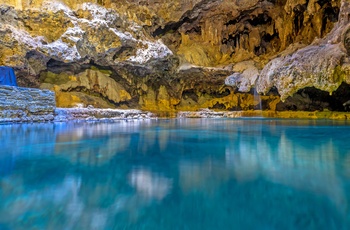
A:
[0,85,55,122]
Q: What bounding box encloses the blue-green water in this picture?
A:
[1,119,350,230]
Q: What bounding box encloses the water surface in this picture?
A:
[1,119,350,230]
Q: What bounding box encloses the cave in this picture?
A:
[46,59,92,75]
[247,13,272,26]
[222,13,273,51]
[321,4,340,36]
[182,89,199,102]
[221,30,250,51]
[210,102,226,110]
[275,83,350,112]
[293,4,307,35]
[255,32,280,55]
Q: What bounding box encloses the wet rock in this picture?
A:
[225,62,259,92]
[54,107,155,121]
[178,109,350,120]
[0,85,55,122]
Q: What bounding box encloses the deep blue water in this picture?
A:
[1,118,350,230]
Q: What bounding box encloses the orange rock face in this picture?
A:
[1,0,350,114]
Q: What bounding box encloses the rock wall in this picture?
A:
[0,0,349,113]
[158,0,341,66]
[0,85,55,122]
[256,0,350,100]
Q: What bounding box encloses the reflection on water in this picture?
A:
[0,119,350,229]
[130,169,173,200]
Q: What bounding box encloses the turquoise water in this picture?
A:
[1,119,350,230]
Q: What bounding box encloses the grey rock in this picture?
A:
[0,85,55,122]
[54,108,155,121]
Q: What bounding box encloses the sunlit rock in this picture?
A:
[46,69,131,106]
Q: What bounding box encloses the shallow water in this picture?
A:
[1,119,350,230]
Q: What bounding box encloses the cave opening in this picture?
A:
[254,32,280,56]
[182,89,199,102]
[321,4,340,36]
[46,59,91,75]
[185,26,201,35]
[210,102,226,110]
[275,83,350,111]
[221,29,250,51]
[152,16,195,37]
[222,11,278,57]
[247,13,272,27]
[317,0,330,8]
[267,0,287,6]
[112,46,135,61]
[254,46,265,56]
[293,4,307,35]
[224,11,271,27]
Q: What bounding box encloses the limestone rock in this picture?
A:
[160,0,341,66]
[41,69,132,107]
[256,0,350,101]
[54,107,154,121]
[0,2,173,66]
[0,85,55,122]
[0,0,349,113]
[256,44,347,101]
[225,61,259,92]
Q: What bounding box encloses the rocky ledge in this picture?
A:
[54,107,155,121]
[0,85,55,122]
[1,83,350,122]
[0,85,156,123]
[178,110,350,120]
[1,0,350,114]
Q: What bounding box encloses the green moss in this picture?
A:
[40,71,71,85]
[333,65,346,83]
[90,66,112,75]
